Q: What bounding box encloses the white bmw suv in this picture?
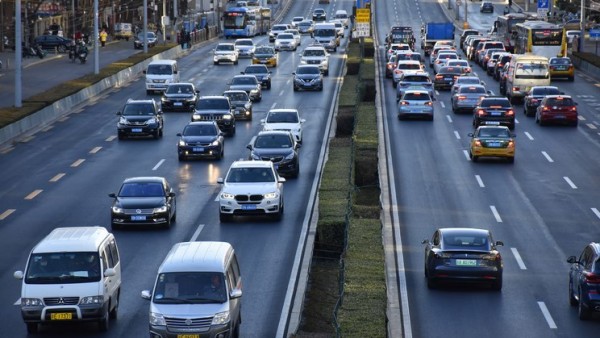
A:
[217,160,285,222]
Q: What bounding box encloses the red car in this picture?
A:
[535,95,578,127]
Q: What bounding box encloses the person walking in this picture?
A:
[99,29,108,47]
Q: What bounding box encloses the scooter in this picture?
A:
[22,44,44,59]
[69,42,88,63]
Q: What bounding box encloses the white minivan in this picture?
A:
[144,59,179,95]
[142,241,242,337]
[14,227,121,334]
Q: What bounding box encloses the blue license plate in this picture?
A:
[488,142,501,147]
[193,147,204,152]
[131,128,142,133]
[241,205,257,210]
[174,102,183,106]
[490,112,501,116]
[131,215,146,221]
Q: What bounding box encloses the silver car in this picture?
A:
[275,33,298,51]
[234,38,256,58]
[228,75,262,102]
[451,76,485,96]
[451,84,489,114]
[396,72,434,101]
[397,90,434,120]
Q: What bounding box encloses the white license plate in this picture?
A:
[488,142,501,147]
[241,205,257,210]
[455,259,477,266]
[485,121,500,125]
[131,128,142,132]
[131,215,146,221]
[490,112,501,116]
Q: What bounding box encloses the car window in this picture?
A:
[297,67,320,74]
[398,63,421,70]
[123,103,155,115]
[481,99,510,107]
[233,77,256,85]
[545,97,574,106]
[119,182,164,197]
[25,252,101,284]
[183,125,217,136]
[457,78,480,85]
[226,167,276,183]
[477,128,510,138]
[533,87,560,95]
[443,234,490,250]
[235,40,253,46]
[224,92,248,101]
[255,47,274,54]
[304,49,325,56]
[267,112,299,123]
[255,134,292,148]
[551,58,571,65]
[216,44,234,51]
[403,92,430,101]
[460,86,486,94]
[166,85,193,94]
[403,76,429,82]
[147,64,173,75]
[153,272,227,304]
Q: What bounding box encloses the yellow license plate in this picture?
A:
[50,312,72,320]
[177,335,199,338]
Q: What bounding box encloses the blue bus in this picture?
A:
[223,7,258,38]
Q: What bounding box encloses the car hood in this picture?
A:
[215,50,236,55]
[222,183,279,194]
[276,39,295,44]
[229,84,259,92]
[150,302,228,319]
[263,123,300,131]
[20,283,102,298]
[194,109,231,114]
[115,197,166,208]
[295,73,321,80]
[181,135,218,143]
[254,53,275,59]
[163,93,195,100]
[236,46,254,51]
[251,148,294,157]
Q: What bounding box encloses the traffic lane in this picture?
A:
[0,40,144,108]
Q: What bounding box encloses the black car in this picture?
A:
[177,121,224,160]
[498,63,510,95]
[192,96,236,136]
[523,86,561,116]
[433,66,463,90]
[223,90,253,120]
[480,2,494,13]
[473,96,515,129]
[116,99,164,140]
[567,242,600,320]
[247,131,300,178]
[312,8,327,22]
[422,228,504,290]
[134,32,158,49]
[160,83,199,112]
[293,65,323,91]
[109,176,176,229]
[33,35,72,53]
[242,64,272,89]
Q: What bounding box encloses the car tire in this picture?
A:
[118,134,125,140]
[219,212,233,223]
[568,76,574,82]
[98,306,109,332]
[178,154,186,161]
[293,86,298,92]
[110,222,121,231]
[234,59,238,65]
[319,85,323,91]
[393,81,397,88]
[267,81,272,89]
[578,289,592,320]
[507,156,514,164]
[273,208,283,221]
[164,217,172,229]
[26,323,38,334]
[427,115,434,121]
[109,291,119,319]
[214,61,219,65]
[569,279,578,306]
[324,69,329,76]
[571,120,578,127]
[471,154,479,162]
[154,130,160,139]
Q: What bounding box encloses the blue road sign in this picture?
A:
[538,0,549,9]
[590,29,600,40]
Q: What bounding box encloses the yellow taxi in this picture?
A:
[549,57,574,81]
[252,45,279,67]
[468,126,515,163]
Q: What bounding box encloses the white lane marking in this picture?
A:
[89,146,102,154]
[515,118,520,125]
[541,151,554,163]
[49,173,66,182]
[435,90,440,96]
[463,149,470,161]
[446,115,452,123]
[454,131,460,139]
[0,209,16,220]
[71,159,85,167]
[578,115,586,120]
[511,248,527,270]
[475,175,485,188]
[537,301,557,329]
[153,159,165,171]
[440,102,445,108]
[563,176,577,189]
[25,190,43,200]
[592,208,600,219]
[586,123,597,130]
[279,90,285,96]
[271,102,277,109]
[490,205,502,223]
[106,135,117,141]
[14,299,21,305]
[524,131,534,140]
[190,224,205,242]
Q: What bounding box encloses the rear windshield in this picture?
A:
[459,86,486,94]
[224,92,249,102]
[398,63,421,70]
[550,58,571,65]
[403,75,430,82]
[544,97,575,106]
[443,234,491,251]
[480,99,510,107]
[515,63,549,79]
[403,92,430,100]
[532,87,560,95]
[266,112,299,123]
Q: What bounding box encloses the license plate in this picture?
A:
[174,102,183,106]
[554,115,565,119]
[131,128,142,133]
[444,77,452,81]
[131,215,146,221]
[455,259,477,266]
[177,335,200,338]
[260,60,268,63]
[555,66,567,70]
[487,142,501,147]
[50,313,72,320]
[490,112,501,116]
[193,147,204,152]
[241,205,257,210]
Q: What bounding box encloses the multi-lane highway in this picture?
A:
[0,1,355,337]
[378,0,600,337]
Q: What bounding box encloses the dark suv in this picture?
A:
[567,243,600,320]
[116,99,163,139]
[247,131,300,178]
[192,96,236,136]
[473,96,515,129]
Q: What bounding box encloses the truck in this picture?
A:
[420,22,455,56]
[114,23,133,41]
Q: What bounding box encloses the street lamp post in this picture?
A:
[1,0,4,52]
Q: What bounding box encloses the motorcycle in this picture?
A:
[22,44,45,59]
[69,41,88,64]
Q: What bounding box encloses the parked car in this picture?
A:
[33,35,72,53]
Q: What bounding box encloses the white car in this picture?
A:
[275,33,298,51]
[234,38,255,58]
[291,16,304,29]
[261,109,305,143]
[284,29,302,46]
[213,43,239,65]
[329,20,344,38]
[217,160,285,222]
[269,24,290,42]
[392,60,425,87]
[387,43,412,61]
[333,9,350,28]
[300,44,329,75]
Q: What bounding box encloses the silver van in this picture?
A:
[142,241,242,337]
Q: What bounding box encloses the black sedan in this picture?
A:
[422,228,504,290]
[242,64,272,89]
[473,96,515,129]
[177,121,224,160]
[523,86,561,117]
[567,242,600,320]
[109,177,176,230]
[480,2,494,13]
[433,66,464,91]
[293,65,323,91]
[160,83,199,112]
[247,131,301,178]
[33,35,72,53]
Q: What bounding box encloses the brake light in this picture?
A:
[387,63,394,69]
[549,65,555,70]
[474,140,482,146]
[434,252,451,259]
[458,95,466,100]
[542,106,550,111]
[400,101,409,105]
[512,86,520,92]
[506,109,514,116]
[570,106,577,112]
[531,98,538,103]
[435,74,443,80]
[477,109,486,116]
[584,271,600,283]
[394,69,403,75]
[425,101,433,106]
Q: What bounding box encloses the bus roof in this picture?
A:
[511,54,549,62]
[517,20,562,29]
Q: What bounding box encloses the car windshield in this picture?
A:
[266,112,299,123]
[515,63,549,79]
[299,22,311,27]
[273,25,287,31]
[448,60,468,66]
[459,86,486,94]
[183,124,217,136]
[137,32,156,40]
[478,127,510,138]
[166,85,194,94]
[254,134,292,148]
[146,64,173,75]
[443,234,491,251]
[153,272,227,304]
[297,67,320,75]
[224,92,249,102]
[304,49,325,57]
[232,77,257,85]
[226,167,276,183]
[196,99,229,109]
[440,67,462,74]
[235,40,253,46]
[255,47,274,54]
[480,99,510,107]
[244,66,266,74]
[119,182,164,197]
[403,92,430,100]
[25,252,101,284]
[397,54,421,61]
[551,58,571,65]
[122,103,155,115]
[277,34,293,39]
[216,44,234,51]
[457,78,480,85]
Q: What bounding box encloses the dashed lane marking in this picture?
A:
[25,189,43,200]
[490,205,502,223]
[511,248,527,270]
[0,209,16,220]
[524,132,534,140]
[71,159,85,167]
[537,302,557,329]
[541,151,554,163]
[475,175,485,188]
[89,147,102,154]
[49,173,66,182]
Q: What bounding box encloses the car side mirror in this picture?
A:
[143,70,147,74]
[217,178,224,184]
[567,256,578,264]
[292,72,296,75]
[177,133,182,136]
[246,144,253,150]
[108,193,116,198]
[421,239,429,245]
[116,111,122,115]
[241,71,245,74]
[168,192,176,197]
[278,177,287,183]
[141,290,152,300]
[260,119,266,124]
[495,241,504,247]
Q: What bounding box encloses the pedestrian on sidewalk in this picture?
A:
[100,29,108,47]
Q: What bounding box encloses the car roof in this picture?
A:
[543,94,573,99]
[223,89,249,95]
[123,176,166,184]
[187,121,219,127]
[268,108,299,114]
[32,227,112,254]
[438,228,491,237]
[199,95,229,100]
[230,160,274,168]
[158,241,234,273]
[257,130,293,137]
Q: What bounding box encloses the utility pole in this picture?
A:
[94,0,99,74]
[15,0,22,107]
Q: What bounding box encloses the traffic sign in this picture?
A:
[537,0,549,9]
[356,8,370,23]
[590,29,600,41]
[353,22,371,37]
[537,8,548,18]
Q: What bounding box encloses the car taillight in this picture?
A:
[531,98,538,103]
[542,106,550,111]
[584,271,600,283]
[387,63,394,69]
[570,106,577,112]
[482,253,501,262]
[477,109,485,116]
[474,140,482,146]
[506,109,514,116]
[458,95,466,100]
[401,101,409,105]
[569,66,574,70]
[394,69,403,75]
[425,101,433,106]
[508,140,515,148]
[434,252,451,259]
[435,74,443,80]
[512,86,520,92]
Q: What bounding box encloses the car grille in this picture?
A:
[261,156,284,162]
[235,194,264,202]
[44,297,79,306]
[186,141,212,146]
[152,79,166,83]
[194,114,224,121]
[122,208,154,214]
[165,316,213,331]
[306,60,320,64]
[126,121,148,126]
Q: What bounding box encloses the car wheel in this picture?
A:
[427,115,434,121]
[539,117,546,126]
[393,81,397,88]
[273,208,283,221]
[118,134,125,140]
[178,154,186,161]
[319,85,323,91]
[159,128,163,137]
[109,291,119,319]
[219,212,233,223]
[256,95,262,102]
[571,120,579,127]
[26,323,38,334]
[234,59,238,65]
[214,61,219,65]
[471,154,479,162]
[154,130,160,139]
[568,76,574,82]
[164,216,172,229]
[507,156,514,164]
[578,288,592,320]
[98,306,109,332]
[569,278,578,306]
[171,209,177,222]
[293,86,298,92]
[110,222,121,231]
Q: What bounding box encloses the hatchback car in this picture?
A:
[473,96,515,129]
[433,66,464,90]
[451,76,485,96]
[480,2,494,13]
[549,57,575,81]
[223,90,253,120]
[468,126,515,163]
[247,131,300,178]
[213,43,239,65]
[160,83,199,112]
[109,176,176,229]
[116,99,163,140]
[293,65,323,91]
[252,45,278,67]
[396,72,434,101]
[397,90,434,120]
[261,109,305,143]
[567,242,600,320]
[228,75,262,102]
[274,33,298,51]
[523,86,561,116]
[241,64,272,89]
[422,227,504,290]
[177,121,224,160]
[535,95,578,126]
[234,38,256,58]
[451,85,489,114]
[134,32,158,49]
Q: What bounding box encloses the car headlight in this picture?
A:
[212,311,230,325]
[192,114,201,121]
[293,127,302,134]
[185,97,196,102]
[160,97,168,102]
[321,60,328,66]
[118,117,128,125]
[223,114,233,120]
[210,139,220,146]
[147,118,157,124]
[146,78,152,83]
[149,312,166,326]
[264,191,279,199]
[80,296,103,305]
[250,89,259,94]
[21,298,43,307]
[179,140,187,146]
[153,206,168,213]
[294,77,303,84]
[112,206,124,213]
[221,192,235,199]
[300,59,307,65]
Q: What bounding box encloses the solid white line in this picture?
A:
[440,102,446,108]
[490,205,502,223]
[446,115,452,123]
[475,175,485,188]
[25,190,43,200]
[524,131,534,140]
[511,248,527,270]
[0,209,16,220]
[49,173,66,182]
[463,149,470,161]
[71,159,85,167]
[190,224,205,242]
[541,151,554,163]
[153,159,165,171]
[563,176,577,189]
[89,146,102,154]
[271,102,277,109]
[537,301,557,329]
